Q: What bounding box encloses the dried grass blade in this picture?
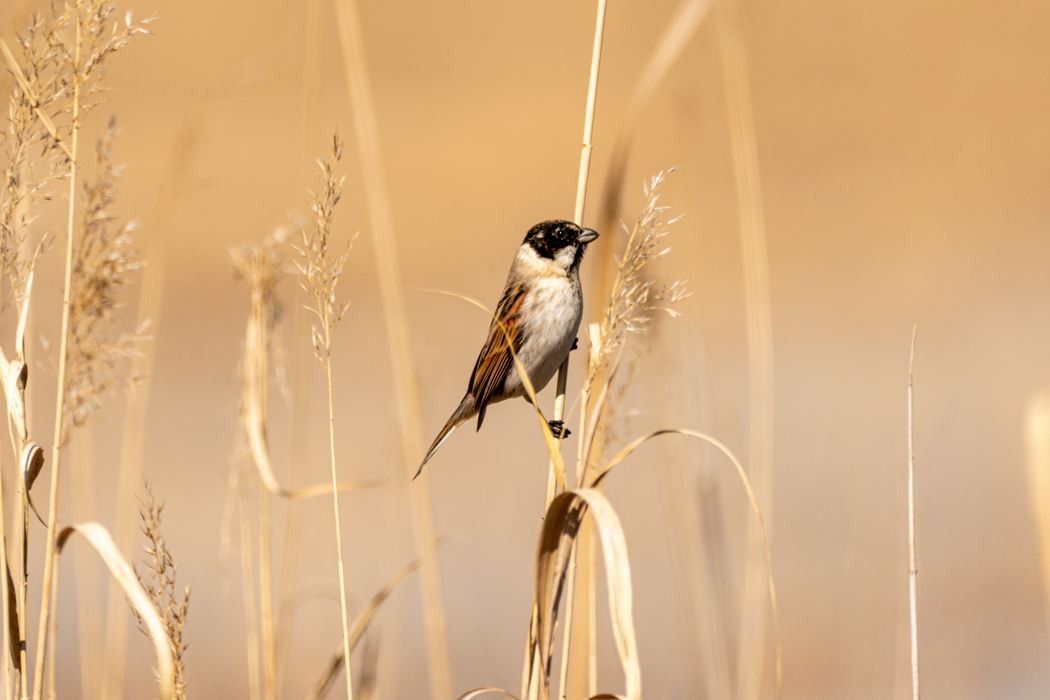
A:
[594,428,781,696]
[302,542,440,700]
[457,689,519,700]
[56,523,173,700]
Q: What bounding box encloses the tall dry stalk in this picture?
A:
[71,425,101,700]
[275,0,324,686]
[230,229,286,700]
[1025,391,1050,647]
[714,0,775,695]
[907,327,919,700]
[294,137,356,700]
[329,1,453,697]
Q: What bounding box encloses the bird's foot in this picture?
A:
[548,420,571,439]
[571,337,579,351]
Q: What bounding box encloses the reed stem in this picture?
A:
[324,337,354,700]
[33,4,82,695]
[539,4,608,700]
[330,0,453,696]
[908,326,919,700]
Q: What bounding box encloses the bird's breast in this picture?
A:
[510,275,583,393]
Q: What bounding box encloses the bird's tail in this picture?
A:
[415,395,476,479]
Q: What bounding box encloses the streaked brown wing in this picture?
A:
[468,284,527,415]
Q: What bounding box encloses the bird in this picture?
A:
[415,220,599,478]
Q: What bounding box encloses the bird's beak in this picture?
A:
[577,228,599,244]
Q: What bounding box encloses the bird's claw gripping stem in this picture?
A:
[548,419,571,439]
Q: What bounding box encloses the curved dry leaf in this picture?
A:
[21,443,44,492]
[533,489,640,700]
[457,688,519,700]
[594,428,781,696]
[1,359,28,441]
[6,563,18,674]
[57,523,173,700]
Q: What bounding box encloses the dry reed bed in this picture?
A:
[0,0,794,699]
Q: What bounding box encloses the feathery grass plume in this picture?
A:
[17,6,152,697]
[293,133,356,700]
[132,483,190,700]
[63,116,145,442]
[579,171,688,476]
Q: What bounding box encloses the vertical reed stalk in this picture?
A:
[552,0,608,495]
[44,556,58,700]
[72,426,101,700]
[33,5,82,696]
[275,0,323,686]
[329,1,453,697]
[16,480,26,700]
[715,1,775,696]
[546,4,608,699]
[323,341,354,700]
[907,327,919,700]
[258,483,276,700]
[240,484,262,700]
[0,447,8,700]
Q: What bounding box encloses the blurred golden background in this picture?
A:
[2,0,1050,698]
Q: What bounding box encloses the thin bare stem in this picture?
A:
[16,481,26,700]
[715,2,775,696]
[532,5,608,700]
[324,346,354,700]
[33,5,82,696]
[240,481,262,700]
[329,0,452,696]
[294,141,356,700]
[45,556,58,700]
[0,409,9,700]
[908,326,919,700]
[259,482,276,700]
[549,0,608,499]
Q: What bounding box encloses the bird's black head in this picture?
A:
[523,220,599,271]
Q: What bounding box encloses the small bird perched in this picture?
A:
[416,220,599,477]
